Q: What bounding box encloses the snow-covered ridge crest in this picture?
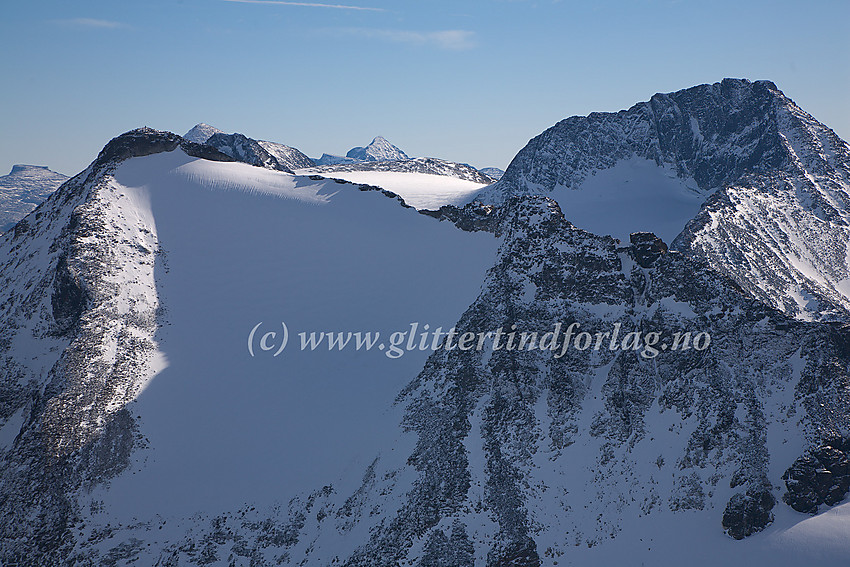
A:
[0,127,299,563]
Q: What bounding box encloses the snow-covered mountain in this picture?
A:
[478,79,850,323]
[183,122,225,144]
[204,132,294,173]
[347,135,409,162]
[0,165,67,232]
[257,139,316,170]
[315,136,409,166]
[314,152,356,166]
[3,79,850,567]
[184,123,315,171]
[300,157,496,210]
[479,167,505,180]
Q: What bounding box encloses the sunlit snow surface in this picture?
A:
[296,169,489,210]
[87,151,499,520]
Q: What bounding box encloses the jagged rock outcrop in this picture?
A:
[782,436,850,514]
[630,232,668,268]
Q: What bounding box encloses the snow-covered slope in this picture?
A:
[480,78,850,322]
[184,124,315,171]
[183,122,225,144]
[0,164,67,232]
[300,157,496,210]
[257,139,316,170]
[0,128,499,565]
[2,127,850,567]
[205,132,294,173]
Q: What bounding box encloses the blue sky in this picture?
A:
[1,0,848,176]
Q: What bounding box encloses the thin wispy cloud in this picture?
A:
[223,0,385,12]
[54,18,126,29]
[339,28,477,50]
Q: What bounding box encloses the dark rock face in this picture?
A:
[51,254,88,336]
[630,232,668,268]
[93,128,235,170]
[420,201,502,233]
[491,79,792,200]
[782,437,850,514]
[722,488,777,540]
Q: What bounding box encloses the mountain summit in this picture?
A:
[478,78,850,322]
[182,122,225,144]
[316,136,410,165]
[346,135,410,162]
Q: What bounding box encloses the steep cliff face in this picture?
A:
[480,79,850,322]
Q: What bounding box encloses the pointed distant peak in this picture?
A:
[346,136,409,162]
[183,123,225,144]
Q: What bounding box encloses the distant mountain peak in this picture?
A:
[346,136,409,162]
[0,164,68,232]
[183,123,225,144]
[9,164,53,175]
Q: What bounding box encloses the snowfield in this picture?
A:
[535,156,708,243]
[296,168,490,210]
[85,150,499,522]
